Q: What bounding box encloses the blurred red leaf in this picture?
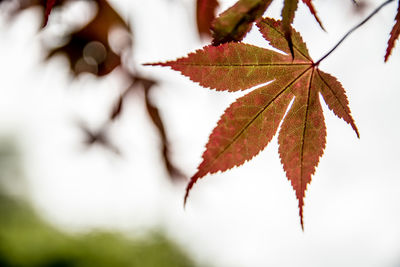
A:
[211,0,272,45]
[47,0,130,76]
[197,0,219,38]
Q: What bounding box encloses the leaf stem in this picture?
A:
[315,0,395,65]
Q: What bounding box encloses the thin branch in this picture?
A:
[315,0,395,65]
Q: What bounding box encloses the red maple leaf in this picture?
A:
[385,0,400,61]
[148,18,359,228]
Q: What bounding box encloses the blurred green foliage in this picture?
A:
[0,139,198,267]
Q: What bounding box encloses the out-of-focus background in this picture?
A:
[0,0,400,266]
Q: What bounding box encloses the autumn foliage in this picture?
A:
[149,18,359,227]
[155,0,399,227]
[1,0,184,180]
[1,0,400,229]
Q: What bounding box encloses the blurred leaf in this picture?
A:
[6,0,66,23]
[43,0,56,26]
[110,94,124,120]
[77,120,121,155]
[47,0,130,76]
[196,0,219,38]
[211,0,272,45]
[0,0,185,183]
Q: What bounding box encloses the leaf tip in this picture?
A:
[43,0,56,28]
[42,18,49,28]
[298,192,305,230]
[302,0,325,32]
[350,121,360,138]
[355,127,360,139]
[384,42,396,62]
[384,55,389,62]
[184,172,202,206]
[384,49,393,62]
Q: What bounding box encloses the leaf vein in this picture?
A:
[205,66,312,171]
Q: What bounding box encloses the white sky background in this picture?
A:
[1,0,400,266]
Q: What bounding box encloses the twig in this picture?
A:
[315,0,395,65]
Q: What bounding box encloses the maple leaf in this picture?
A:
[385,0,400,61]
[148,18,359,228]
[211,0,272,45]
[197,0,219,38]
